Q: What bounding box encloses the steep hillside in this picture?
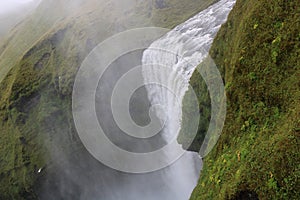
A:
[189,0,299,199]
[0,0,217,199]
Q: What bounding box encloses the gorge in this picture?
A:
[0,0,298,199]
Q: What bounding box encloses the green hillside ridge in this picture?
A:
[0,0,217,199]
[188,0,299,199]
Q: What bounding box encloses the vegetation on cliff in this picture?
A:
[189,0,299,199]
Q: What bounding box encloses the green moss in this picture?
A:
[189,0,300,199]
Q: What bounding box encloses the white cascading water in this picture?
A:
[142,0,235,199]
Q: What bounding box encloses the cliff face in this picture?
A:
[190,0,299,199]
[0,0,217,199]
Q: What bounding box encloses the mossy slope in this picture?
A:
[190,0,299,199]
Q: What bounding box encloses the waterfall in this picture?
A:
[44,1,235,199]
[141,0,235,199]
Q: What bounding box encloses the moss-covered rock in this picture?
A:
[189,0,300,199]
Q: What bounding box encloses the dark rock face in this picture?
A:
[34,53,51,70]
[232,190,259,200]
[154,0,167,9]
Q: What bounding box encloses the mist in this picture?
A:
[0,0,41,38]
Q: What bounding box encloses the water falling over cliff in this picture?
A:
[142,0,235,198]
[38,1,235,199]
